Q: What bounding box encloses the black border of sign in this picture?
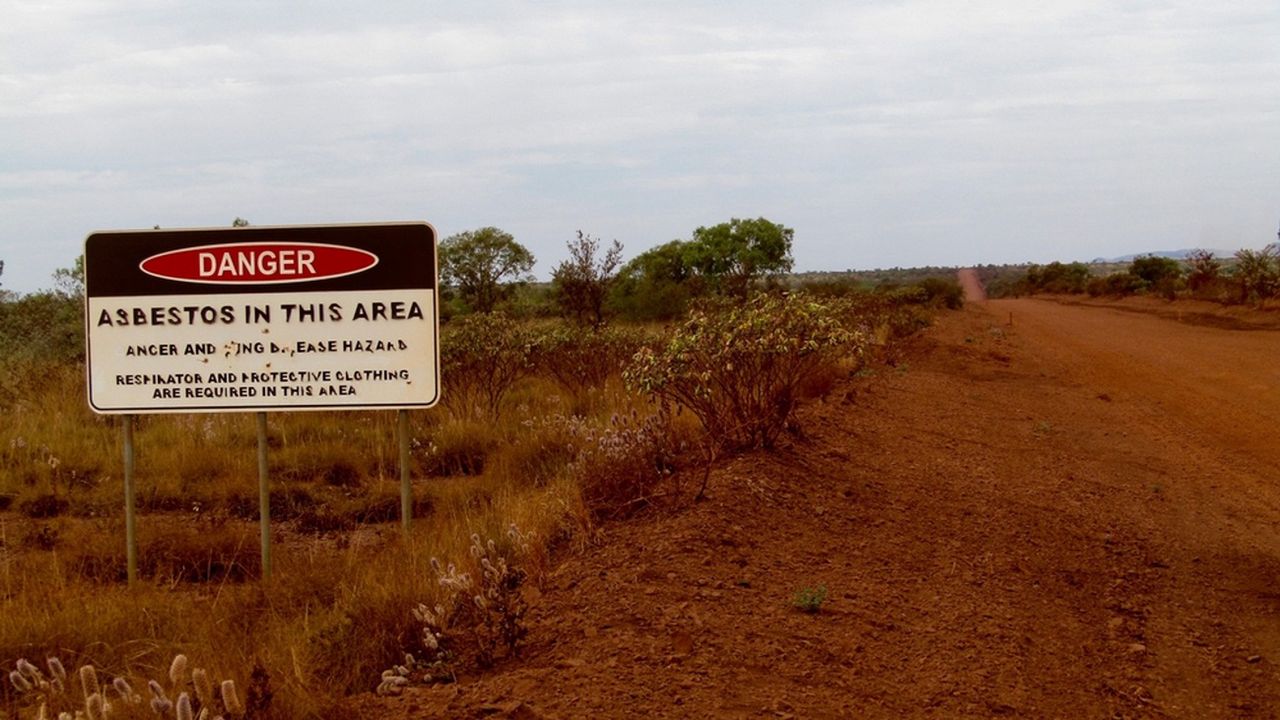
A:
[83,221,441,414]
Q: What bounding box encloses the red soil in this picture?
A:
[359,293,1280,719]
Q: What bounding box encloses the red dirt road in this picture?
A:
[362,297,1280,719]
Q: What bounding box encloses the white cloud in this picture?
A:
[1,0,1279,290]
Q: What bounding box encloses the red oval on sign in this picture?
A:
[140,242,379,285]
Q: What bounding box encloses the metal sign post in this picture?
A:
[399,409,412,536]
[256,412,272,579]
[122,415,137,586]
[84,222,440,583]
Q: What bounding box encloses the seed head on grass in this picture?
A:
[17,658,44,684]
[84,691,105,720]
[169,653,189,687]
[149,679,173,715]
[10,669,32,692]
[47,657,67,682]
[221,679,244,716]
[192,667,214,708]
[79,664,100,700]
[113,676,140,704]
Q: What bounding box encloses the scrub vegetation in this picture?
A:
[978,238,1280,305]
[0,222,953,718]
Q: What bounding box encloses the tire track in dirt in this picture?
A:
[359,299,1280,719]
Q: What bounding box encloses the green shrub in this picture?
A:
[915,277,964,309]
[1016,262,1091,295]
[1086,272,1145,297]
[439,312,534,418]
[531,323,650,393]
[1232,246,1279,304]
[625,293,858,451]
[1128,255,1184,299]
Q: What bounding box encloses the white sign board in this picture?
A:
[85,222,439,413]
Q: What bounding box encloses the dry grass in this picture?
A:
[0,302,905,718]
[0,322,648,718]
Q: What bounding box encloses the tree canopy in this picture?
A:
[440,227,535,314]
[686,217,794,296]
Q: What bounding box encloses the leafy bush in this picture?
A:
[625,293,858,451]
[439,312,534,418]
[1128,255,1183,299]
[531,323,650,393]
[0,291,83,365]
[915,277,964,309]
[1186,249,1225,299]
[1232,246,1279,304]
[1014,262,1092,295]
[1086,272,1145,297]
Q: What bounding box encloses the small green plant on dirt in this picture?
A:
[380,525,536,696]
[792,585,828,614]
[7,653,248,720]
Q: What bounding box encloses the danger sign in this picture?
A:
[84,222,439,414]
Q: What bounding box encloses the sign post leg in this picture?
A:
[399,409,412,536]
[122,414,137,586]
[256,411,272,579]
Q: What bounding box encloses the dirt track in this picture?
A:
[362,294,1280,719]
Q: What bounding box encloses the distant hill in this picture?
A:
[1090,249,1233,263]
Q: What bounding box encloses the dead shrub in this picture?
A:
[416,421,494,477]
[17,494,68,519]
[560,411,680,519]
[294,505,357,535]
[20,524,59,551]
[70,524,260,584]
[346,493,434,525]
[380,526,536,694]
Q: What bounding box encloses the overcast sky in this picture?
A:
[2,1,1278,293]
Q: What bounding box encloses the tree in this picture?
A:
[685,217,794,296]
[552,231,623,327]
[1127,254,1183,299]
[1020,262,1091,294]
[439,227,535,314]
[52,255,85,300]
[609,240,698,321]
[232,217,250,227]
[1128,255,1181,285]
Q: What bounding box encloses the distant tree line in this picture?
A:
[439,216,797,323]
[990,242,1280,306]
